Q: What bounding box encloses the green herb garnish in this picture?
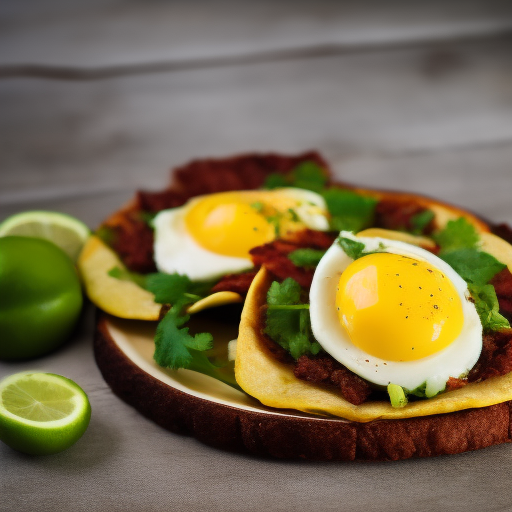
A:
[263,161,328,193]
[440,249,505,286]
[433,217,480,252]
[323,188,377,232]
[410,209,435,235]
[468,284,510,332]
[107,266,147,289]
[108,267,215,305]
[265,278,321,359]
[288,248,326,268]
[154,302,239,389]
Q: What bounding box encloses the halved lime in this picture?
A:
[0,372,91,455]
[0,211,90,262]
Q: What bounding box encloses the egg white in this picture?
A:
[309,231,483,397]
[153,188,329,281]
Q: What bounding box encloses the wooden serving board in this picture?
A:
[93,312,511,461]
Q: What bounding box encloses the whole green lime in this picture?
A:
[0,236,83,360]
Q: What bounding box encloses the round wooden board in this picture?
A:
[94,312,512,461]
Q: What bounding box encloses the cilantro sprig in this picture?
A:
[323,188,377,233]
[108,267,214,304]
[433,218,509,331]
[410,210,435,235]
[263,161,328,193]
[264,161,378,233]
[265,278,321,359]
[432,217,480,252]
[468,284,510,332]
[154,301,240,389]
[288,248,326,268]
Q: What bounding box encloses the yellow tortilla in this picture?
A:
[235,232,512,423]
[78,236,162,320]
[78,236,243,320]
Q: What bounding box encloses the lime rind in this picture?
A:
[0,211,90,262]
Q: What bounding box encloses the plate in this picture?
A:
[94,312,511,461]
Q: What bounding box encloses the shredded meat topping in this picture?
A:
[294,355,372,405]
[491,267,512,323]
[211,271,258,296]
[110,215,156,274]
[250,229,336,288]
[374,199,434,234]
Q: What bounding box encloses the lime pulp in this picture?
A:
[0,210,90,262]
[0,372,91,455]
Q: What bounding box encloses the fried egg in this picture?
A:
[309,231,482,397]
[153,188,329,280]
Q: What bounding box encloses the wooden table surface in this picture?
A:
[1,2,512,511]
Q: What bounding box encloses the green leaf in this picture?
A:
[146,272,196,304]
[432,217,480,251]
[144,272,216,304]
[95,226,116,246]
[263,161,328,192]
[288,248,326,268]
[263,173,288,189]
[108,266,147,289]
[264,278,322,359]
[250,201,264,213]
[387,384,408,408]
[468,284,510,332]
[410,209,435,235]
[265,214,281,237]
[440,249,506,285]
[336,236,367,260]
[322,188,377,232]
[267,278,303,306]
[290,161,328,193]
[138,210,158,226]
[153,303,240,389]
[154,303,213,369]
[186,350,241,390]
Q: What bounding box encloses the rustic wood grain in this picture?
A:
[1,36,511,215]
[1,0,511,68]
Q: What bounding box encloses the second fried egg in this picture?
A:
[309,231,482,397]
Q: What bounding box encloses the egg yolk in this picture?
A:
[336,253,464,361]
[184,191,310,258]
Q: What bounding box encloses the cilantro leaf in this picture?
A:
[146,273,196,304]
[263,173,288,189]
[154,303,213,369]
[288,248,326,268]
[95,226,116,245]
[108,266,147,289]
[267,277,302,305]
[265,278,321,359]
[263,161,328,192]
[144,272,216,304]
[410,209,435,235]
[440,249,506,285]
[468,284,510,331]
[290,161,328,193]
[433,218,480,252]
[154,303,240,389]
[322,188,377,232]
[337,236,367,260]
